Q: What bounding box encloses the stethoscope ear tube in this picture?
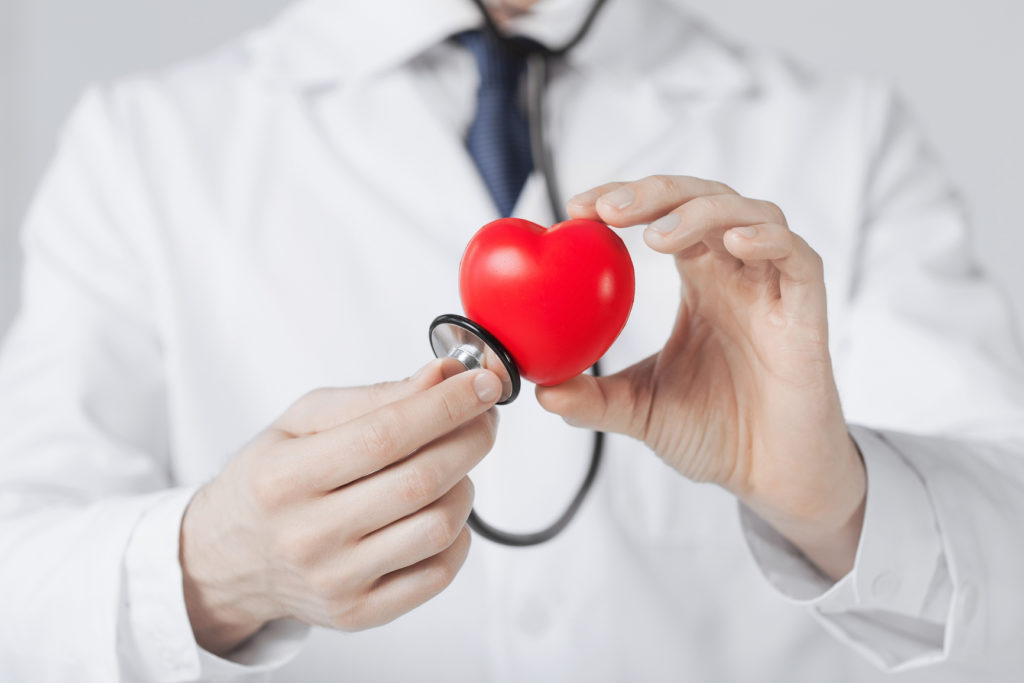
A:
[526,52,563,230]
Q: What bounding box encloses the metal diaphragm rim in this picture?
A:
[428,314,521,405]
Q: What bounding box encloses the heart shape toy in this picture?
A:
[459,218,635,386]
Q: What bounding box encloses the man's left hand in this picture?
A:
[537,175,866,580]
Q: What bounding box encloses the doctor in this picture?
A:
[1,0,1023,681]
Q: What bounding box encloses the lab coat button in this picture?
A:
[870,571,901,600]
[958,581,979,623]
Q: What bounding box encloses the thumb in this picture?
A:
[535,371,646,439]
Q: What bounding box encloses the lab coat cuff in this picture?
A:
[740,425,943,609]
[123,486,309,681]
[740,424,947,669]
[836,424,944,615]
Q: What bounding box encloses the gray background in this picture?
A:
[2,0,1022,338]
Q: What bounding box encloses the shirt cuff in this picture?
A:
[740,424,951,670]
[122,486,309,681]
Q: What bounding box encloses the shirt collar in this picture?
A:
[246,0,755,97]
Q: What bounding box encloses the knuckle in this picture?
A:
[300,386,335,405]
[810,249,825,272]
[360,417,398,460]
[274,527,321,569]
[326,604,362,632]
[249,464,293,511]
[695,194,728,217]
[311,564,361,603]
[287,387,336,422]
[620,372,652,441]
[712,180,737,195]
[438,388,462,426]
[421,560,458,595]
[646,174,677,196]
[761,200,787,224]
[481,417,499,452]
[308,566,339,597]
[274,388,327,433]
[421,509,462,554]
[398,464,441,507]
[366,379,397,408]
[458,476,476,508]
[471,412,499,452]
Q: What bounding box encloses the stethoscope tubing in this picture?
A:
[461,0,610,547]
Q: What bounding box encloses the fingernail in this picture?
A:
[600,187,634,210]
[731,226,758,238]
[473,372,501,403]
[568,188,601,206]
[562,415,583,428]
[648,213,679,234]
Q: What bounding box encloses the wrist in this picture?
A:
[179,484,278,655]
[742,432,867,580]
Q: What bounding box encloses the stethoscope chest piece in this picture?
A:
[429,313,521,404]
[422,0,612,547]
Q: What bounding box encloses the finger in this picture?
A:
[565,182,626,220]
[274,359,450,437]
[535,361,653,440]
[355,477,475,578]
[592,175,737,228]
[641,194,787,257]
[354,526,472,630]
[291,369,502,491]
[723,223,826,312]
[337,410,497,535]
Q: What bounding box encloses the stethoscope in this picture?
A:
[428,0,611,546]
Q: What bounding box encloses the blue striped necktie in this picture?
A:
[456,30,534,218]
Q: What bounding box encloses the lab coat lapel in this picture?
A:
[250,0,755,243]
[249,0,497,251]
[549,0,756,197]
[328,70,500,253]
[553,72,680,199]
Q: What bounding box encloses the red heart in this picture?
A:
[459,218,635,386]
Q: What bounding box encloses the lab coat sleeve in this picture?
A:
[0,87,306,682]
[740,84,1024,675]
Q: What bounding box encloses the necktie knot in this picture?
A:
[457,29,530,88]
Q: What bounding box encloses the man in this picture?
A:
[1,0,1023,680]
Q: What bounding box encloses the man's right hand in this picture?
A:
[179,359,502,655]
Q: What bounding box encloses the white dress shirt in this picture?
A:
[2,0,1024,680]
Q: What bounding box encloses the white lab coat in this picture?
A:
[2,0,1024,680]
